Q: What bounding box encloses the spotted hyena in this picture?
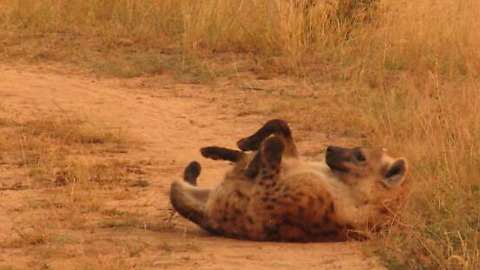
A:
[170,119,408,242]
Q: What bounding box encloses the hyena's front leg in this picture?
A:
[201,146,261,179]
[237,119,298,158]
[200,146,246,162]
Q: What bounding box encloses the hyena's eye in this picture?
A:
[354,150,366,162]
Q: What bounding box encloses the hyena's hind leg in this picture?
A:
[201,146,262,179]
[244,152,261,178]
[237,119,298,158]
[258,135,285,182]
[243,136,285,180]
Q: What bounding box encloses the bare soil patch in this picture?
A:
[0,65,384,270]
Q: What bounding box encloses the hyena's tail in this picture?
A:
[170,162,219,235]
[170,181,207,227]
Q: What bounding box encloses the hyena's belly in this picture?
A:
[245,174,348,241]
[206,182,253,238]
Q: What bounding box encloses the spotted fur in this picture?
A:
[170,120,408,242]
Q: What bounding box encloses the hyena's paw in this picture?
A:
[183,161,201,186]
[200,146,245,162]
[237,137,261,152]
[261,136,285,166]
[237,119,292,151]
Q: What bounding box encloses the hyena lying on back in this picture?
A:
[170,120,408,242]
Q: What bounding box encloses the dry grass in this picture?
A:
[0,0,479,269]
[257,77,480,269]
[1,116,127,186]
[0,114,127,229]
[0,113,167,269]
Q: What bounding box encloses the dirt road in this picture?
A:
[0,65,385,269]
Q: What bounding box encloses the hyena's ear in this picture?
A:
[382,158,407,189]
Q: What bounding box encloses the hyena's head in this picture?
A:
[325,146,409,210]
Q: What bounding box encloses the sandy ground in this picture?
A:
[0,65,385,270]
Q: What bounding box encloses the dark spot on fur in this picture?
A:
[281,217,294,226]
[320,230,339,237]
[286,236,303,242]
[269,164,278,171]
[307,195,314,206]
[317,196,324,204]
[331,222,344,230]
[235,190,245,199]
[380,207,390,215]
[269,197,278,203]
[329,202,335,214]
[301,225,312,236]
[266,205,275,210]
[288,195,300,202]
[247,216,254,224]
[262,197,269,202]
[296,191,305,197]
[322,215,331,225]
[269,213,280,219]
[312,223,323,229]
[263,226,279,240]
[345,223,355,230]
[234,208,241,215]
[262,173,273,180]
[298,206,305,218]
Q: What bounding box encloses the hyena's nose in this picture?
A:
[326,146,336,154]
[326,146,346,154]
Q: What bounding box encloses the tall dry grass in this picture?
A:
[0,0,479,269]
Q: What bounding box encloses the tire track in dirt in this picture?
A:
[0,65,385,270]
